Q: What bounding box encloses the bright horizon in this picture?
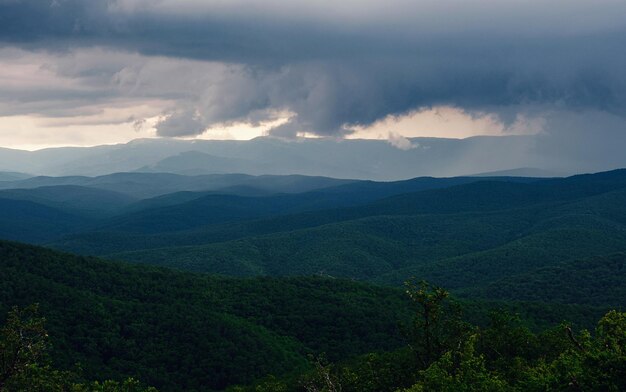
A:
[1,105,539,151]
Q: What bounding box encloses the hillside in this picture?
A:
[0,171,31,181]
[1,240,617,390]
[0,198,91,243]
[0,185,137,216]
[0,172,356,199]
[0,172,539,247]
[0,240,412,391]
[64,171,626,293]
[462,253,626,307]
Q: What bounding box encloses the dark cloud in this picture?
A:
[1,0,626,137]
[154,109,205,137]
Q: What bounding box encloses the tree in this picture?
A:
[301,355,342,392]
[400,335,508,392]
[403,280,469,368]
[0,304,53,390]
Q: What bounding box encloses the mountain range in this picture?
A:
[2,135,621,180]
[1,165,625,390]
[0,165,624,297]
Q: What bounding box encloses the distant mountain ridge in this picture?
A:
[0,171,32,181]
[0,185,136,216]
[0,172,356,198]
[2,135,623,179]
[470,167,562,177]
[137,150,263,175]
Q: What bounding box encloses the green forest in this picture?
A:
[2,276,624,391]
[1,170,625,390]
[1,240,624,390]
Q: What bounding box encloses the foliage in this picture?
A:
[239,290,626,392]
[403,280,469,368]
[0,304,50,390]
[0,305,156,392]
[464,253,626,307]
[0,240,411,391]
[61,182,626,310]
[401,336,507,392]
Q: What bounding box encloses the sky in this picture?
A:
[0,0,625,150]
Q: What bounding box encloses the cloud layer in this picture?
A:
[1,0,625,140]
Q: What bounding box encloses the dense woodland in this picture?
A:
[0,240,623,390]
[239,282,626,392]
[1,274,624,391]
[1,241,418,390]
[1,170,625,390]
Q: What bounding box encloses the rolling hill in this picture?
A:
[2,169,626,313]
[0,172,357,199]
[0,185,137,216]
[3,170,626,390]
[0,198,92,243]
[0,171,31,181]
[0,240,412,391]
[461,253,626,307]
[70,170,626,294]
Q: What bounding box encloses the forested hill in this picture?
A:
[2,169,625,301]
[1,169,626,389]
[0,240,623,391]
[0,240,412,391]
[51,169,626,299]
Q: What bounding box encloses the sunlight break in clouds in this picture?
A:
[350,107,546,143]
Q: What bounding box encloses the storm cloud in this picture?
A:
[1,0,625,138]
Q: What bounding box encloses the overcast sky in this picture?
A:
[0,0,625,149]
